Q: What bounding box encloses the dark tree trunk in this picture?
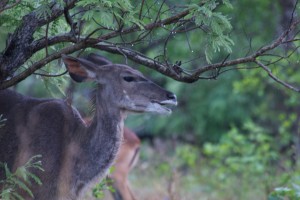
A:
[278,0,297,49]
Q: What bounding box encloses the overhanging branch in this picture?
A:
[0,0,77,80]
[0,0,22,13]
[0,41,88,89]
[93,17,300,85]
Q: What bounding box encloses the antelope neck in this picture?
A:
[88,86,124,137]
[81,85,125,170]
[75,86,125,196]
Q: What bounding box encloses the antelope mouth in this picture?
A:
[159,99,178,106]
[148,99,178,114]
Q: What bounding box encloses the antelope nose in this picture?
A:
[167,92,177,101]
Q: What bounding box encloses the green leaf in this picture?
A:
[222,0,233,9]
[4,163,11,179]
[188,1,233,63]
[11,192,25,200]
[15,166,28,181]
[35,3,52,20]
[82,10,96,21]
[0,155,44,199]
[11,177,33,197]
[26,172,42,185]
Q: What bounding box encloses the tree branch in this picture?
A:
[255,60,300,92]
[0,0,77,80]
[94,43,179,78]
[0,0,21,13]
[189,18,300,80]
[0,41,88,89]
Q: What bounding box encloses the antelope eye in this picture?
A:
[123,76,135,82]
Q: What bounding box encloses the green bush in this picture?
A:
[0,155,43,200]
[92,167,115,199]
[268,174,300,200]
[175,144,199,169]
[202,121,280,199]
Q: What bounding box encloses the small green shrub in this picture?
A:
[92,167,115,199]
[268,175,300,200]
[204,121,277,175]
[202,121,280,198]
[0,155,43,200]
[175,144,199,169]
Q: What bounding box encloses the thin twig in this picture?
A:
[139,0,145,20]
[45,22,50,57]
[33,70,68,77]
[255,60,300,92]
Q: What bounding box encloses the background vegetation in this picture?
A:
[1,0,300,199]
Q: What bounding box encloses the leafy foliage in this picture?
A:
[199,121,294,199]
[203,121,278,176]
[77,0,143,30]
[269,185,300,200]
[188,0,234,62]
[92,167,115,199]
[175,144,199,169]
[92,178,115,199]
[0,155,44,200]
[268,174,300,200]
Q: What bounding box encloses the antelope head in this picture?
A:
[62,53,177,115]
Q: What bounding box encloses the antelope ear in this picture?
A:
[86,53,112,66]
[62,54,96,82]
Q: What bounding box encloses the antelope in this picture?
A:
[0,53,177,200]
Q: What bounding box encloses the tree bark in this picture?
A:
[0,1,76,81]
